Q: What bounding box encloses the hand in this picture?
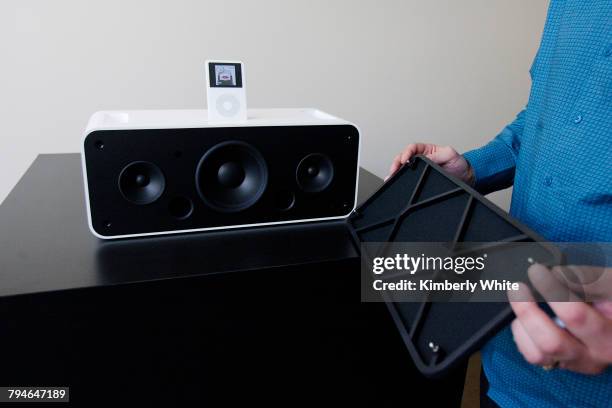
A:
[509,264,612,374]
[386,143,474,184]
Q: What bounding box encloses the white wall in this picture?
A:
[0,0,548,208]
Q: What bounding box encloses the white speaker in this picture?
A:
[81,108,361,239]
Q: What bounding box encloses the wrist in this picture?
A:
[464,158,475,187]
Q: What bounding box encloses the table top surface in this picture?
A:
[0,154,382,298]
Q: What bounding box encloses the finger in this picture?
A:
[529,265,612,362]
[509,284,582,361]
[386,155,402,181]
[547,300,612,358]
[528,263,575,302]
[390,155,401,171]
[511,319,548,365]
[512,303,605,374]
[400,143,431,164]
[387,155,400,173]
[399,145,416,164]
[425,146,457,165]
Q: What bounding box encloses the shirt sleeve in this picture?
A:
[463,108,526,195]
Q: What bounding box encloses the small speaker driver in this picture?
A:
[118,161,165,205]
[196,141,268,212]
[296,153,334,193]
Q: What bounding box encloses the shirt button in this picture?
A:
[573,114,583,124]
[604,44,612,57]
[544,176,553,187]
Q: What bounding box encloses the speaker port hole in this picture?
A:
[104,220,112,228]
[95,140,105,150]
[168,196,194,220]
[274,190,295,211]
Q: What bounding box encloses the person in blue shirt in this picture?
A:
[387,1,611,406]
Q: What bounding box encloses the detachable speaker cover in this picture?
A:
[347,155,562,377]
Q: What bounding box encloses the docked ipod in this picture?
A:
[206,60,247,122]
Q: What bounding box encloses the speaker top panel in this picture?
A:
[84,109,350,135]
[82,111,360,239]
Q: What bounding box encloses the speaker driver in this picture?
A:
[296,153,334,193]
[118,161,165,205]
[196,141,268,212]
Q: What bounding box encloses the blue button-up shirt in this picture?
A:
[463,1,612,406]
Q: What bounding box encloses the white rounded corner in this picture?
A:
[88,221,110,240]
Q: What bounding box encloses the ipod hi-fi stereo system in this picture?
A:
[81,109,360,239]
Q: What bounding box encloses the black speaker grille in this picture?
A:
[83,125,359,237]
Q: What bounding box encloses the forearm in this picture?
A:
[463,139,516,194]
[463,109,526,195]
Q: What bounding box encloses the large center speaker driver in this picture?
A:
[81,109,360,239]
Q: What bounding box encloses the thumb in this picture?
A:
[551,265,612,302]
[594,301,612,319]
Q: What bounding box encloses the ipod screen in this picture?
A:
[209,63,242,88]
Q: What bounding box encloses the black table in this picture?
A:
[0,154,466,406]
